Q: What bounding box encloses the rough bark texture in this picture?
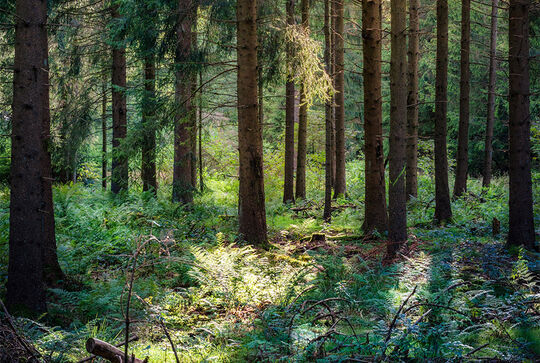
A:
[330,0,336,188]
[237,0,268,245]
[454,0,471,198]
[508,0,535,250]
[406,0,419,200]
[141,56,157,194]
[333,0,346,198]
[295,0,309,200]
[190,9,198,190]
[199,70,204,192]
[362,0,388,233]
[323,0,333,222]
[434,0,452,223]
[102,75,107,190]
[482,0,499,188]
[388,0,408,256]
[111,6,128,194]
[283,0,295,204]
[173,0,194,204]
[8,0,51,314]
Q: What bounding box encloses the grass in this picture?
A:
[0,163,538,362]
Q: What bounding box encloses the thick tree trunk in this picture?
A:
[283,0,295,204]
[8,0,52,314]
[333,0,346,198]
[388,0,408,257]
[102,74,107,190]
[295,0,309,200]
[141,56,157,194]
[508,0,535,250]
[111,6,128,194]
[362,0,388,233]
[454,0,471,198]
[323,0,333,221]
[331,0,337,188]
[237,0,267,245]
[406,0,419,200]
[434,0,452,223]
[482,0,499,188]
[173,0,194,204]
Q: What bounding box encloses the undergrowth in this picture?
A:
[0,167,538,362]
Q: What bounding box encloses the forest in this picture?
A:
[0,0,539,361]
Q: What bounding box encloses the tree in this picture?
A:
[434,0,452,222]
[362,0,388,233]
[283,0,295,204]
[111,5,128,194]
[323,0,333,221]
[140,1,158,194]
[237,0,267,245]
[388,0,408,257]
[406,0,419,200]
[102,72,108,190]
[172,0,194,204]
[295,0,309,200]
[482,0,499,188]
[507,0,535,250]
[141,55,157,194]
[7,0,63,314]
[333,0,346,198]
[454,0,470,198]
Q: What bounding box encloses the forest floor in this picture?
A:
[0,170,539,362]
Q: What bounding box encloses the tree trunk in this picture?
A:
[454,0,471,198]
[323,0,333,222]
[102,73,107,190]
[190,9,198,190]
[283,0,295,204]
[434,0,452,223]
[406,0,419,200]
[331,0,336,188]
[362,0,388,233]
[8,0,52,314]
[482,0,499,188]
[295,0,309,200]
[111,6,128,194]
[141,56,157,194]
[508,0,535,250]
[173,0,194,204]
[237,0,267,245]
[388,0,408,257]
[199,70,204,192]
[333,0,346,198]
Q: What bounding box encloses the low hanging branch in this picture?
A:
[284,24,334,108]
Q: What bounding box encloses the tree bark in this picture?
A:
[141,56,157,194]
[406,0,419,200]
[190,9,198,190]
[173,0,194,204]
[454,0,471,198]
[283,0,295,204]
[507,0,535,250]
[362,0,388,233]
[295,0,309,200]
[434,0,452,223]
[388,0,408,256]
[102,73,107,190]
[111,6,128,194]
[333,0,346,198]
[8,0,52,314]
[237,0,267,245]
[331,0,337,188]
[323,0,333,222]
[482,0,499,188]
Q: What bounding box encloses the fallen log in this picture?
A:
[78,336,139,363]
[85,338,146,363]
